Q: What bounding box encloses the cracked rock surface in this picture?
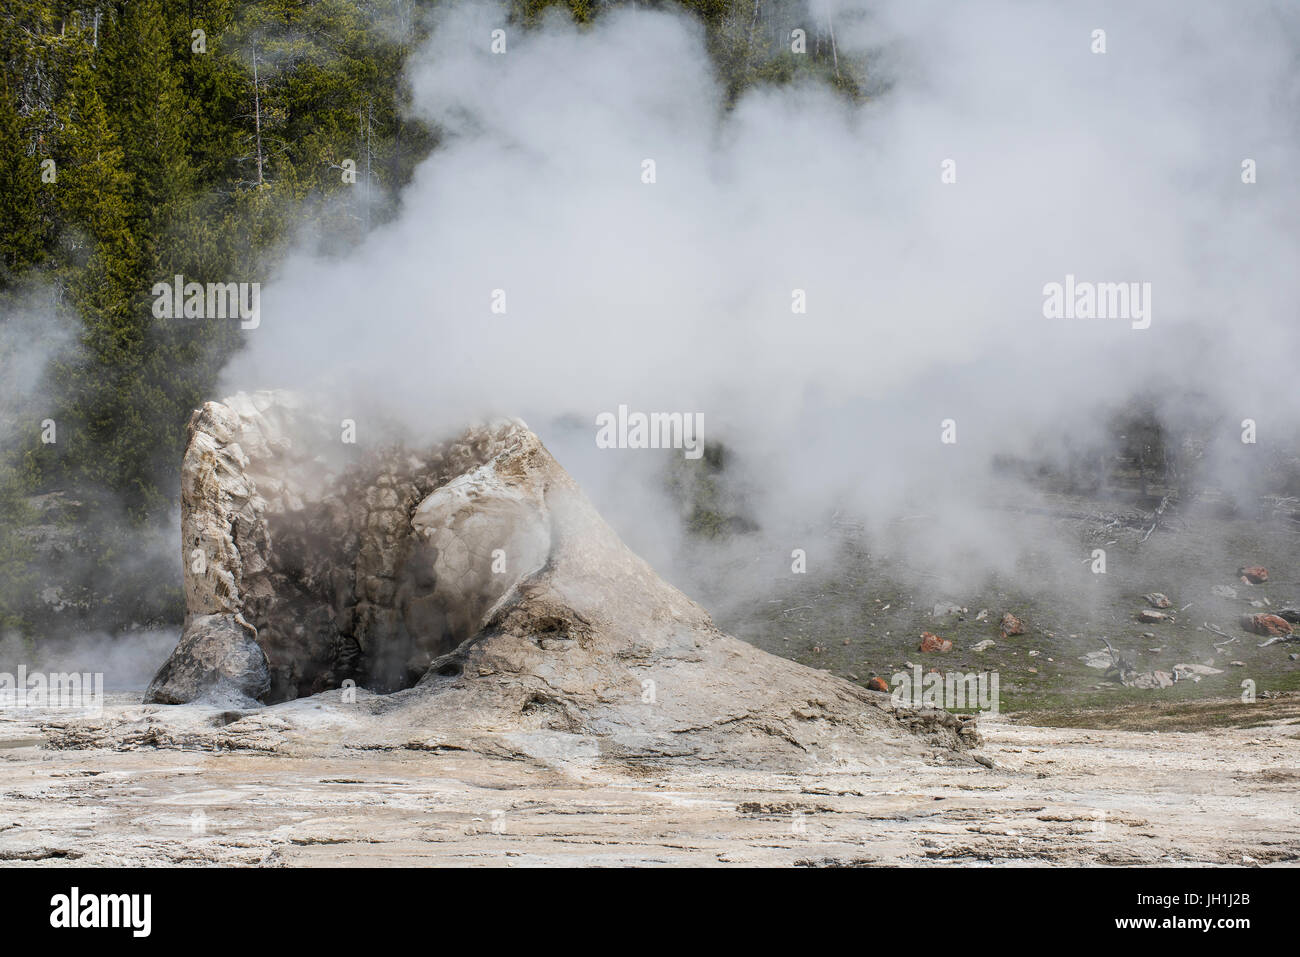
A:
[5,694,1299,866]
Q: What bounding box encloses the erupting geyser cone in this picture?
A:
[145,391,977,767]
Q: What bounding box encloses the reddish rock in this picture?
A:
[1143,592,1172,609]
[866,676,889,693]
[1241,613,1293,637]
[919,632,953,653]
[999,612,1025,637]
[1238,566,1269,584]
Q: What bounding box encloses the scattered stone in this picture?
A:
[1238,566,1269,585]
[1230,661,1245,667]
[1081,650,1113,670]
[866,676,889,693]
[972,754,995,769]
[1144,592,1172,609]
[971,640,996,652]
[999,612,1025,637]
[1174,663,1224,681]
[1138,609,1171,623]
[975,609,989,622]
[933,602,965,618]
[918,632,953,653]
[1241,613,1293,637]
[1126,670,1174,689]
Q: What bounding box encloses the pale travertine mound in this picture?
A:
[162,390,535,701]
[143,613,269,707]
[143,391,976,767]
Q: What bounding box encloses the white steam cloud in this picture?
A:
[222,0,1300,603]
